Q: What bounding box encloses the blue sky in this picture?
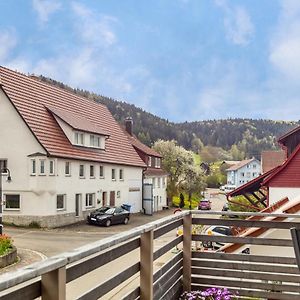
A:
[0,0,299,122]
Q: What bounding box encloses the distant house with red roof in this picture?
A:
[0,66,166,227]
[226,158,261,188]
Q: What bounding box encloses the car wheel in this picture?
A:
[105,219,111,227]
[124,217,129,225]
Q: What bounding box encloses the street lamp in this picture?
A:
[0,167,11,235]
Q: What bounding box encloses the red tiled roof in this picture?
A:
[226,158,256,171]
[124,130,162,158]
[263,143,300,186]
[144,168,168,176]
[46,106,110,136]
[261,150,286,173]
[0,66,146,167]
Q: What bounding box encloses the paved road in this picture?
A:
[1,189,227,299]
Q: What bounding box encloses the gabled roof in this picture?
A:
[0,66,146,167]
[227,166,279,198]
[278,125,300,145]
[144,168,168,176]
[263,143,300,186]
[226,158,256,171]
[261,150,286,173]
[47,106,109,137]
[124,130,162,158]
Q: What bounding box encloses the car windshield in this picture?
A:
[105,208,115,215]
[95,207,110,213]
[201,199,209,203]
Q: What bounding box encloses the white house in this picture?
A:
[123,118,168,214]
[226,158,261,188]
[0,66,156,227]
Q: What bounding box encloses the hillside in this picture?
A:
[35,75,299,158]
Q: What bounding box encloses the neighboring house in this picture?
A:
[261,150,285,173]
[123,118,168,214]
[226,158,261,188]
[0,66,148,227]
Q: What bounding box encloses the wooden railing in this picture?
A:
[0,211,299,300]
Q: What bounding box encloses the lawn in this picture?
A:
[172,193,202,209]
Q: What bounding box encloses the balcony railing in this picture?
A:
[0,210,300,299]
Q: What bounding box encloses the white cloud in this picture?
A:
[0,29,17,62]
[71,2,117,47]
[32,0,61,25]
[215,0,254,46]
[269,0,300,82]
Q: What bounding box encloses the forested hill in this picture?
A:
[35,75,299,158]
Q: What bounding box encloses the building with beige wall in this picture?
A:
[0,66,154,227]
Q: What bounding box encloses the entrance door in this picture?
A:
[102,192,107,206]
[110,191,115,206]
[75,194,81,217]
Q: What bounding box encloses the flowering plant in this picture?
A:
[0,234,13,256]
[180,287,237,300]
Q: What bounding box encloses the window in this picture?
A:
[119,169,124,180]
[90,134,102,148]
[241,172,245,177]
[79,164,85,178]
[148,156,152,167]
[5,194,20,210]
[253,164,257,169]
[86,193,95,207]
[56,194,66,210]
[65,162,71,176]
[40,159,45,175]
[162,178,166,187]
[253,172,256,177]
[90,165,95,177]
[112,168,116,180]
[100,165,104,178]
[49,160,55,175]
[90,135,95,146]
[246,172,251,178]
[155,158,161,168]
[31,159,36,175]
[153,178,156,188]
[75,132,84,146]
[0,159,8,173]
[96,137,101,148]
[157,177,161,188]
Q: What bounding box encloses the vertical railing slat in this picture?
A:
[183,212,192,291]
[140,230,154,300]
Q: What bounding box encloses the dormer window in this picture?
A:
[155,158,161,168]
[148,156,152,167]
[90,135,102,148]
[75,132,84,146]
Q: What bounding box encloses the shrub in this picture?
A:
[0,234,13,256]
[180,287,237,300]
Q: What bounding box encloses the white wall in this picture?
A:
[144,176,167,211]
[269,187,300,206]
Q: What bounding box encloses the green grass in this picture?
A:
[172,193,202,209]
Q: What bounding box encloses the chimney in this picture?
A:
[125,117,133,135]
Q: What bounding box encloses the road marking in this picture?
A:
[19,248,48,260]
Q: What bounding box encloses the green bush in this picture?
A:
[0,234,13,256]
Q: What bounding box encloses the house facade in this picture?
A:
[0,66,151,227]
[226,158,261,188]
[124,118,168,214]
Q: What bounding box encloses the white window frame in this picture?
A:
[157,177,161,188]
[74,132,85,146]
[49,160,55,175]
[148,156,152,167]
[79,164,85,178]
[85,193,95,208]
[56,194,66,211]
[100,165,104,178]
[31,159,36,175]
[65,161,71,176]
[4,194,20,211]
[39,159,46,175]
[119,169,124,181]
[112,168,116,181]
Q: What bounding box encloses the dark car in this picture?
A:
[198,199,211,210]
[87,206,130,227]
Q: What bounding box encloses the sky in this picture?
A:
[0,0,299,122]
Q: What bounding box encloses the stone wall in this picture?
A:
[0,247,17,268]
[3,211,90,228]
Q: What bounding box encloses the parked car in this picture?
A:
[224,184,236,193]
[203,225,233,249]
[87,206,130,227]
[198,199,211,210]
[222,203,238,218]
